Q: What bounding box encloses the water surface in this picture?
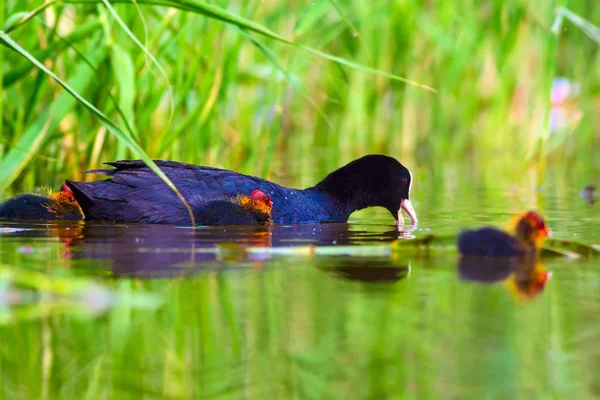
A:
[1,172,599,399]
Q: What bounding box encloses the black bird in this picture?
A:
[65,154,417,225]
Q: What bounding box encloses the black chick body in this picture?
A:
[0,193,83,220]
[457,227,526,257]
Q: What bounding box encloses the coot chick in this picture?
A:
[0,187,83,220]
[511,210,550,250]
[457,211,549,257]
[193,189,272,226]
[65,154,417,225]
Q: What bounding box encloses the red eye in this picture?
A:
[402,178,408,186]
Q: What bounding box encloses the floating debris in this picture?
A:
[544,238,600,258]
[580,184,597,205]
[458,256,551,300]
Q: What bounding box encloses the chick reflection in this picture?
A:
[506,260,551,299]
[458,256,550,299]
[456,210,552,299]
[458,256,516,283]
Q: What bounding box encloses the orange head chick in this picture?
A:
[0,185,83,221]
[46,184,83,219]
[238,190,273,215]
[509,211,550,251]
[231,189,273,225]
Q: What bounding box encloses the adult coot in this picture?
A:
[65,154,417,225]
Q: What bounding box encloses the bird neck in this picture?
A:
[308,180,372,221]
[311,171,374,219]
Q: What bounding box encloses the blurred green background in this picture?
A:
[2,2,600,399]
[1,0,598,193]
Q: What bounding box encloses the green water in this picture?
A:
[2,0,600,397]
[0,166,599,400]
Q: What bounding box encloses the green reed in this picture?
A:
[0,0,599,192]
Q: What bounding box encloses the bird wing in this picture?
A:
[67,161,304,224]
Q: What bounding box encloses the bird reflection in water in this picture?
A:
[457,211,551,299]
[320,225,414,284]
[321,257,410,284]
[0,221,410,279]
[506,260,551,299]
[458,256,550,299]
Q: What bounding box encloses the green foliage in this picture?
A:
[1,3,600,397]
[0,1,598,192]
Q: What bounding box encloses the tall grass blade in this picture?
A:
[100,0,175,126]
[553,7,600,45]
[327,0,372,61]
[64,0,435,90]
[296,44,436,92]
[242,29,333,127]
[0,31,195,224]
[111,44,137,137]
[2,20,101,88]
[2,0,58,34]
[0,40,107,190]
